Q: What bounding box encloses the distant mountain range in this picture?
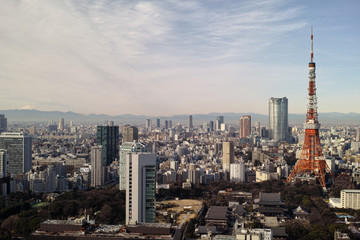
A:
[0,109,359,126]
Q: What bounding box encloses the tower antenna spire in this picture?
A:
[311,26,314,63]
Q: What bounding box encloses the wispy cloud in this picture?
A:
[1,0,357,115]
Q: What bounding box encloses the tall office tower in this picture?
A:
[91,146,104,187]
[119,142,147,190]
[255,122,261,135]
[0,114,7,133]
[69,121,73,128]
[126,153,156,224]
[122,125,138,143]
[169,120,172,128]
[164,120,169,129]
[0,132,32,174]
[222,142,234,172]
[156,119,160,128]
[269,97,288,142]
[97,126,119,166]
[0,150,7,177]
[239,115,251,138]
[287,29,333,189]
[209,121,214,132]
[216,116,224,131]
[230,163,246,183]
[188,115,193,129]
[356,127,360,142]
[145,119,151,130]
[58,118,64,131]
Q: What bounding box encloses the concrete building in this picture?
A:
[341,189,360,210]
[0,114,7,133]
[58,118,64,131]
[239,115,251,138]
[269,97,288,142]
[230,163,246,183]
[91,146,104,187]
[0,132,32,174]
[119,141,147,191]
[123,125,138,142]
[222,142,234,172]
[145,119,151,130]
[126,153,156,224]
[356,127,360,142]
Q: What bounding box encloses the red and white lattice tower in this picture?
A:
[287,28,334,189]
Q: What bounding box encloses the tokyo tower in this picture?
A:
[287,28,333,189]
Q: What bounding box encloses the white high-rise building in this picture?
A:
[0,132,32,174]
[91,146,104,187]
[119,142,147,190]
[269,97,288,142]
[230,163,246,183]
[126,153,156,224]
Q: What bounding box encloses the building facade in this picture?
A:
[119,142,147,190]
[222,142,234,172]
[0,132,32,174]
[97,126,119,166]
[341,189,360,210]
[126,153,156,224]
[122,125,138,142]
[91,146,104,187]
[269,97,288,142]
[239,115,251,139]
[0,114,7,133]
[230,163,246,183]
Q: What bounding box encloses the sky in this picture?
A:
[0,0,359,116]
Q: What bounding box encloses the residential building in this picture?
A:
[91,146,104,187]
[341,189,360,210]
[223,142,234,172]
[230,163,245,183]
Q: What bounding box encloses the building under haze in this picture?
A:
[145,119,151,131]
[239,115,251,138]
[0,114,7,133]
[90,146,104,187]
[156,119,160,128]
[216,116,224,131]
[123,125,138,142]
[222,142,234,172]
[97,126,119,166]
[126,153,156,224]
[0,132,32,174]
[119,141,147,191]
[269,97,288,142]
[58,118,64,132]
[189,115,193,129]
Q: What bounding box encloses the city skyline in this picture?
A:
[1,0,359,115]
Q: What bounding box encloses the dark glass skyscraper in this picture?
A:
[97,126,119,166]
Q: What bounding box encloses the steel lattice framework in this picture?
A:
[287,29,334,189]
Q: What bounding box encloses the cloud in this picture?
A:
[0,0,321,115]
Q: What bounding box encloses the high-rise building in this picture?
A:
[156,119,160,128]
[119,142,147,190]
[209,121,214,132]
[255,122,261,136]
[58,118,64,131]
[269,97,288,142]
[0,150,7,177]
[126,153,156,224]
[122,125,138,142]
[164,120,169,129]
[0,132,32,174]
[239,115,251,138]
[0,114,7,133]
[91,146,104,187]
[145,119,151,130]
[169,120,172,129]
[189,115,193,129]
[230,163,246,183]
[216,116,224,131]
[222,142,234,172]
[356,127,360,142]
[341,189,360,210]
[97,126,119,166]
